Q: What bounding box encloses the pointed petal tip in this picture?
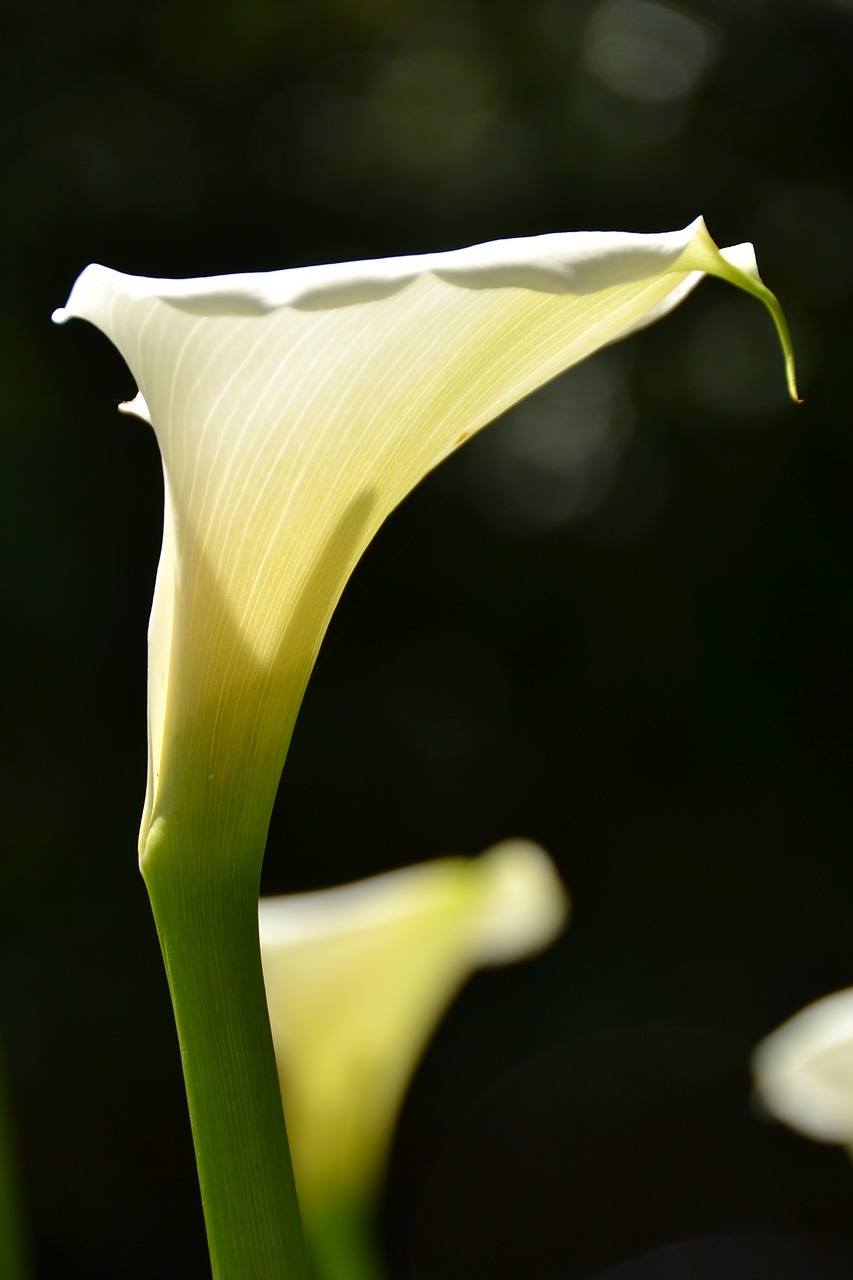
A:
[719,243,803,400]
[786,354,802,405]
[689,223,801,405]
[51,307,70,325]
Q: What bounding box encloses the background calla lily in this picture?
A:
[258,840,568,1235]
[53,220,797,869]
[752,989,853,1151]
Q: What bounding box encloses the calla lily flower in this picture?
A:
[258,839,568,1219]
[53,220,797,865]
[752,988,853,1151]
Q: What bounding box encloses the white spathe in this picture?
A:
[752,988,853,1147]
[53,220,797,863]
[258,839,568,1211]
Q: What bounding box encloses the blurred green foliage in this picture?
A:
[3,0,853,1276]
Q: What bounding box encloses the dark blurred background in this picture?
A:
[4,0,853,1276]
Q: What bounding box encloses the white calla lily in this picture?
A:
[752,988,853,1149]
[258,839,568,1217]
[53,219,797,866]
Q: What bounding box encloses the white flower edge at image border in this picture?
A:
[53,217,798,871]
[752,988,853,1147]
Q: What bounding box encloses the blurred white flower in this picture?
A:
[259,839,568,1216]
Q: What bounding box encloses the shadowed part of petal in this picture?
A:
[140,472,177,851]
[53,223,705,321]
[752,989,853,1143]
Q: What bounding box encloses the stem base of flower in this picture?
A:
[143,835,310,1280]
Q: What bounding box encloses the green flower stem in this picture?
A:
[303,1200,385,1280]
[0,1047,31,1280]
[143,842,311,1280]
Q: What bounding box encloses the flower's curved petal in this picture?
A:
[752,988,853,1145]
[258,840,568,1210]
[53,220,797,859]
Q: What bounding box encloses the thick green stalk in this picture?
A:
[143,838,311,1280]
[0,1047,31,1280]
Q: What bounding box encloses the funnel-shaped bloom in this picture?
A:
[258,839,568,1216]
[53,221,797,865]
[752,989,853,1152]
